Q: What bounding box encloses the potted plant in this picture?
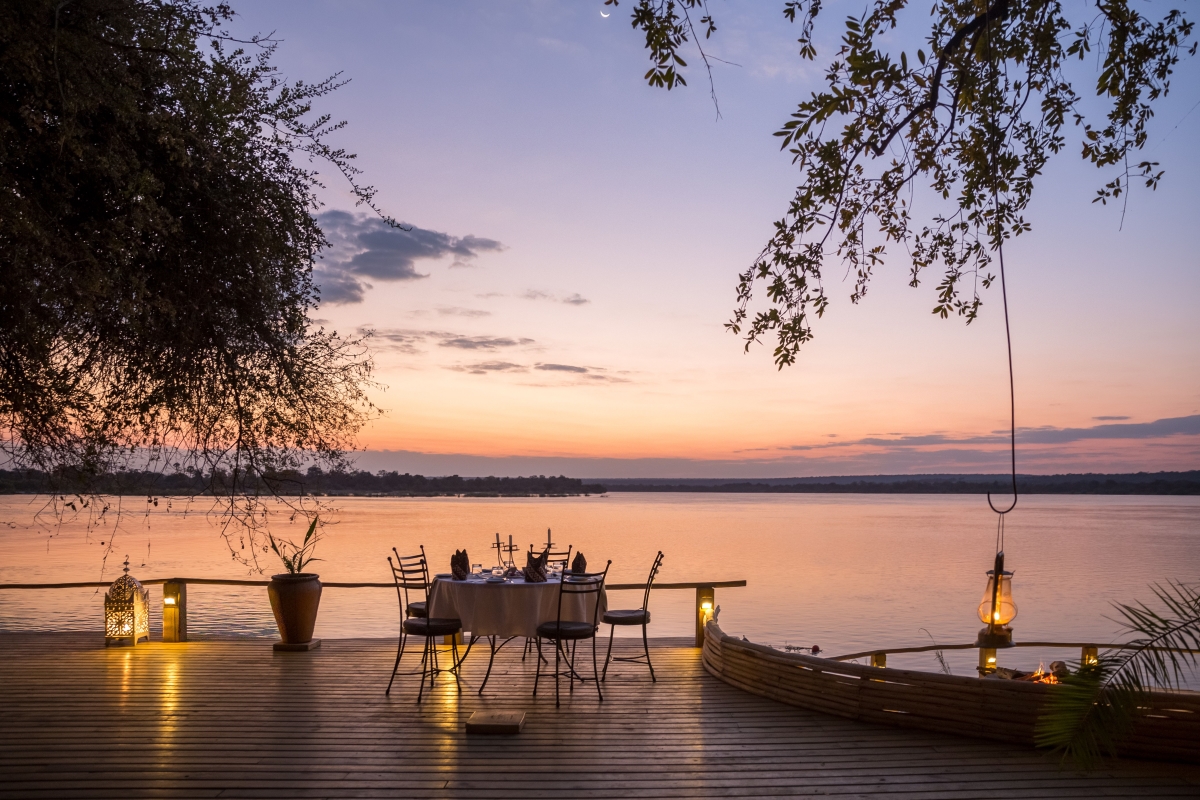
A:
[267,516,323,650]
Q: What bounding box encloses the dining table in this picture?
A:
[427,571,608,693]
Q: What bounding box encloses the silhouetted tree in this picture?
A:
[1,0,386,487]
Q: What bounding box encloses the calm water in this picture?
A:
[1,493,1197,676]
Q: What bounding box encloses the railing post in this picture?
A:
[696,586,715,648]
[163,580,187,642]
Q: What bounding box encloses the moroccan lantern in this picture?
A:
[105,557,150,646]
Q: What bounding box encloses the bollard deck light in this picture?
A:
[105,557,150,647]
[162,580,187,642]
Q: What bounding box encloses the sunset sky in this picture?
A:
[233,2,1200,478]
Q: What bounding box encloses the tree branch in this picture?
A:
[866,0,1011,158]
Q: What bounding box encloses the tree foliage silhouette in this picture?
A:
[614,0,1195,365]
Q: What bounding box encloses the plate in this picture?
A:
[486,577,505,584]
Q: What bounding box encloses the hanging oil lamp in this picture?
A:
[975,549,1016,673]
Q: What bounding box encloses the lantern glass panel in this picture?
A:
[976,572,1017,625]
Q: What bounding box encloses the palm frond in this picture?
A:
[1035,581,1200,768]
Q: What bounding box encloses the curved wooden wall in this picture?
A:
[702,622,1200,764]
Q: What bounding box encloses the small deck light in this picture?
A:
[1081,645,1099,668]
[105,557,150,647]
[695,586,716,647]
[162,580,187,642]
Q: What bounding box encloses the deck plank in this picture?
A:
[0,633,1197,798]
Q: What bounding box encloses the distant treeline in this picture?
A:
[0,468,607,498]
[2,469,1195,496]
[603,471,1200,495]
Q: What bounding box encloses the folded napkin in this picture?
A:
[523,548,549,583]
[570,551,587,575]
[450,549,470,580]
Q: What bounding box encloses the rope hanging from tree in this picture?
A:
[981,11,1018,557]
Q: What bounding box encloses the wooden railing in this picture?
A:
[832,640,1200,671]
[0,577,747,647]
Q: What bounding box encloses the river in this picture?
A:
[1,493,1196,676]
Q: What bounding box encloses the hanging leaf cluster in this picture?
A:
[616,0,1195,366]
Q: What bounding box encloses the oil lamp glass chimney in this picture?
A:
[977,569,1017,626]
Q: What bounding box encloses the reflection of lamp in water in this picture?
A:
[976,551,1016,672]
[105,557,150,646]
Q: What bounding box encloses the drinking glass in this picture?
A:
[471,563,482,577]
[491,566,504,579]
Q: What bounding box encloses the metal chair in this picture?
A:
[386,547,462,702]
[602,551,663,682]
[533,561,611,707]
[522,543,572,662]
[391,546,429,619]
[534,542,573,571]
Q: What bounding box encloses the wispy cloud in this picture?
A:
[449,361,527,375]
[362,327,629,385]
[532,363,630,383]
[437,307,491,318]
[762,415,1200,453]
[363,328,534,355]
[535,363,588,374]
[443,359,631,384]
[314,210,504,304]
[1093,415,1131,421]
[366,328,436,355]
[439,336,535,350]
[523,289,590,306]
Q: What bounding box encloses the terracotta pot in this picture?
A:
[268,573,322,644]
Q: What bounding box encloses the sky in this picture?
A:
[229,1,1200,479]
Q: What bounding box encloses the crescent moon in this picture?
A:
[601,11,610,18]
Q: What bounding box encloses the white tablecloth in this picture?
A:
[427,575,607,638]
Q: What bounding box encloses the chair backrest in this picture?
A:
[388,546,428,615]
[640,551,665,612]
[530,543,572,571]
[554,560,611,633]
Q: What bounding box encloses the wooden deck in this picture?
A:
[1,633,1198,798]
